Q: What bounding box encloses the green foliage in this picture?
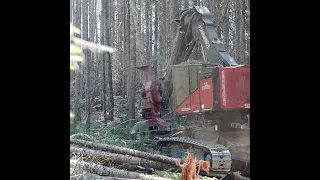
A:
[70,24,80,35]
[70,25,83,70]
[70,122,87,135]
[107,108,130,137]
[70,44,82,54]
[70,24,82,71]
[70,108,160,154]
[136,131,151,141]
[70,112,75,118]
[70,24,82,118]
[99,134,128,146]
[99,108,160,153]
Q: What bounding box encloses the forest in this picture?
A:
[70,0,250,179]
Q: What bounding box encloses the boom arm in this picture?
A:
[162,6,238,105]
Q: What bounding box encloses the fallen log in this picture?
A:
[71,170,139,180]
[70,139,181,165]
[70,134,97,142]
[116,164,155,173]
[70,159,172,180]
[70,146,173,170]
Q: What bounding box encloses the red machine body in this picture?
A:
[144,81,162,117]
[135,66,171,130]
[176,65,250,115]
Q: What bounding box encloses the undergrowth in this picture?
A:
[70,108,160,154]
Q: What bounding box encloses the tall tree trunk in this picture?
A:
[239,0,246,64]
[118,1,125,97]
[101,0,108,123]
[129,0,144,86]
[184,0,189,8]
[234,0,241,63]
[221,0,230,49]
[169,0,179,55]
[73,0,82,123]
[89,0,96,97]
[153,0,159,77]
[128,0,137,130]
[82,0,91,130]
[245,3,250,64]
[89,0,97,117]
[105,0,114,121]
[70,0,75,83]
[137,0,143,83]
[123,0,130,98]
[164,0,169,64]
[145,0,150,65]
[212,0,222,39]
[129,0,144,67]
[110,0,116,48]
[148,4,152,67]
[158,0,166,77]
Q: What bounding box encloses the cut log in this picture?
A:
[70,139,181,165]
[70,159,172,180]
[71,170,139,180]
[116,164,155,173]
[70,134,97,142]
[70,146,173,170]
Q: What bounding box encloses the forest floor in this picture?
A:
[69,96,245,180]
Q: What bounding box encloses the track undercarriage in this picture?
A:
[147,111,250,178]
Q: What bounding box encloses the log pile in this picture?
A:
[70,139,211,180]
[70,139,181,180]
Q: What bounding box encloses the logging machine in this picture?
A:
[131,6,250,179]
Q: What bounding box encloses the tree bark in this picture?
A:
[70,160,172,180]
[169,0,179,55]
[81,0,91,129]
[73,0,82,123]
[101,0,108,123]
[123,0,131,98]
[145,0,151,65]
[70,139,182,165]
[158,0,167,77]
[221,0,230,49]
[118,1,125,97]
[239,0,246,64]
[129,0,144,65]
[104,0,114,121]
[184,0,189,8]
[153,0,159,77]
[128,0,137,129]
[70,146,173,170]
[148,3,152,66]
[234,0,241,63]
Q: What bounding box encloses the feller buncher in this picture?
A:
[131,6,250,179]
